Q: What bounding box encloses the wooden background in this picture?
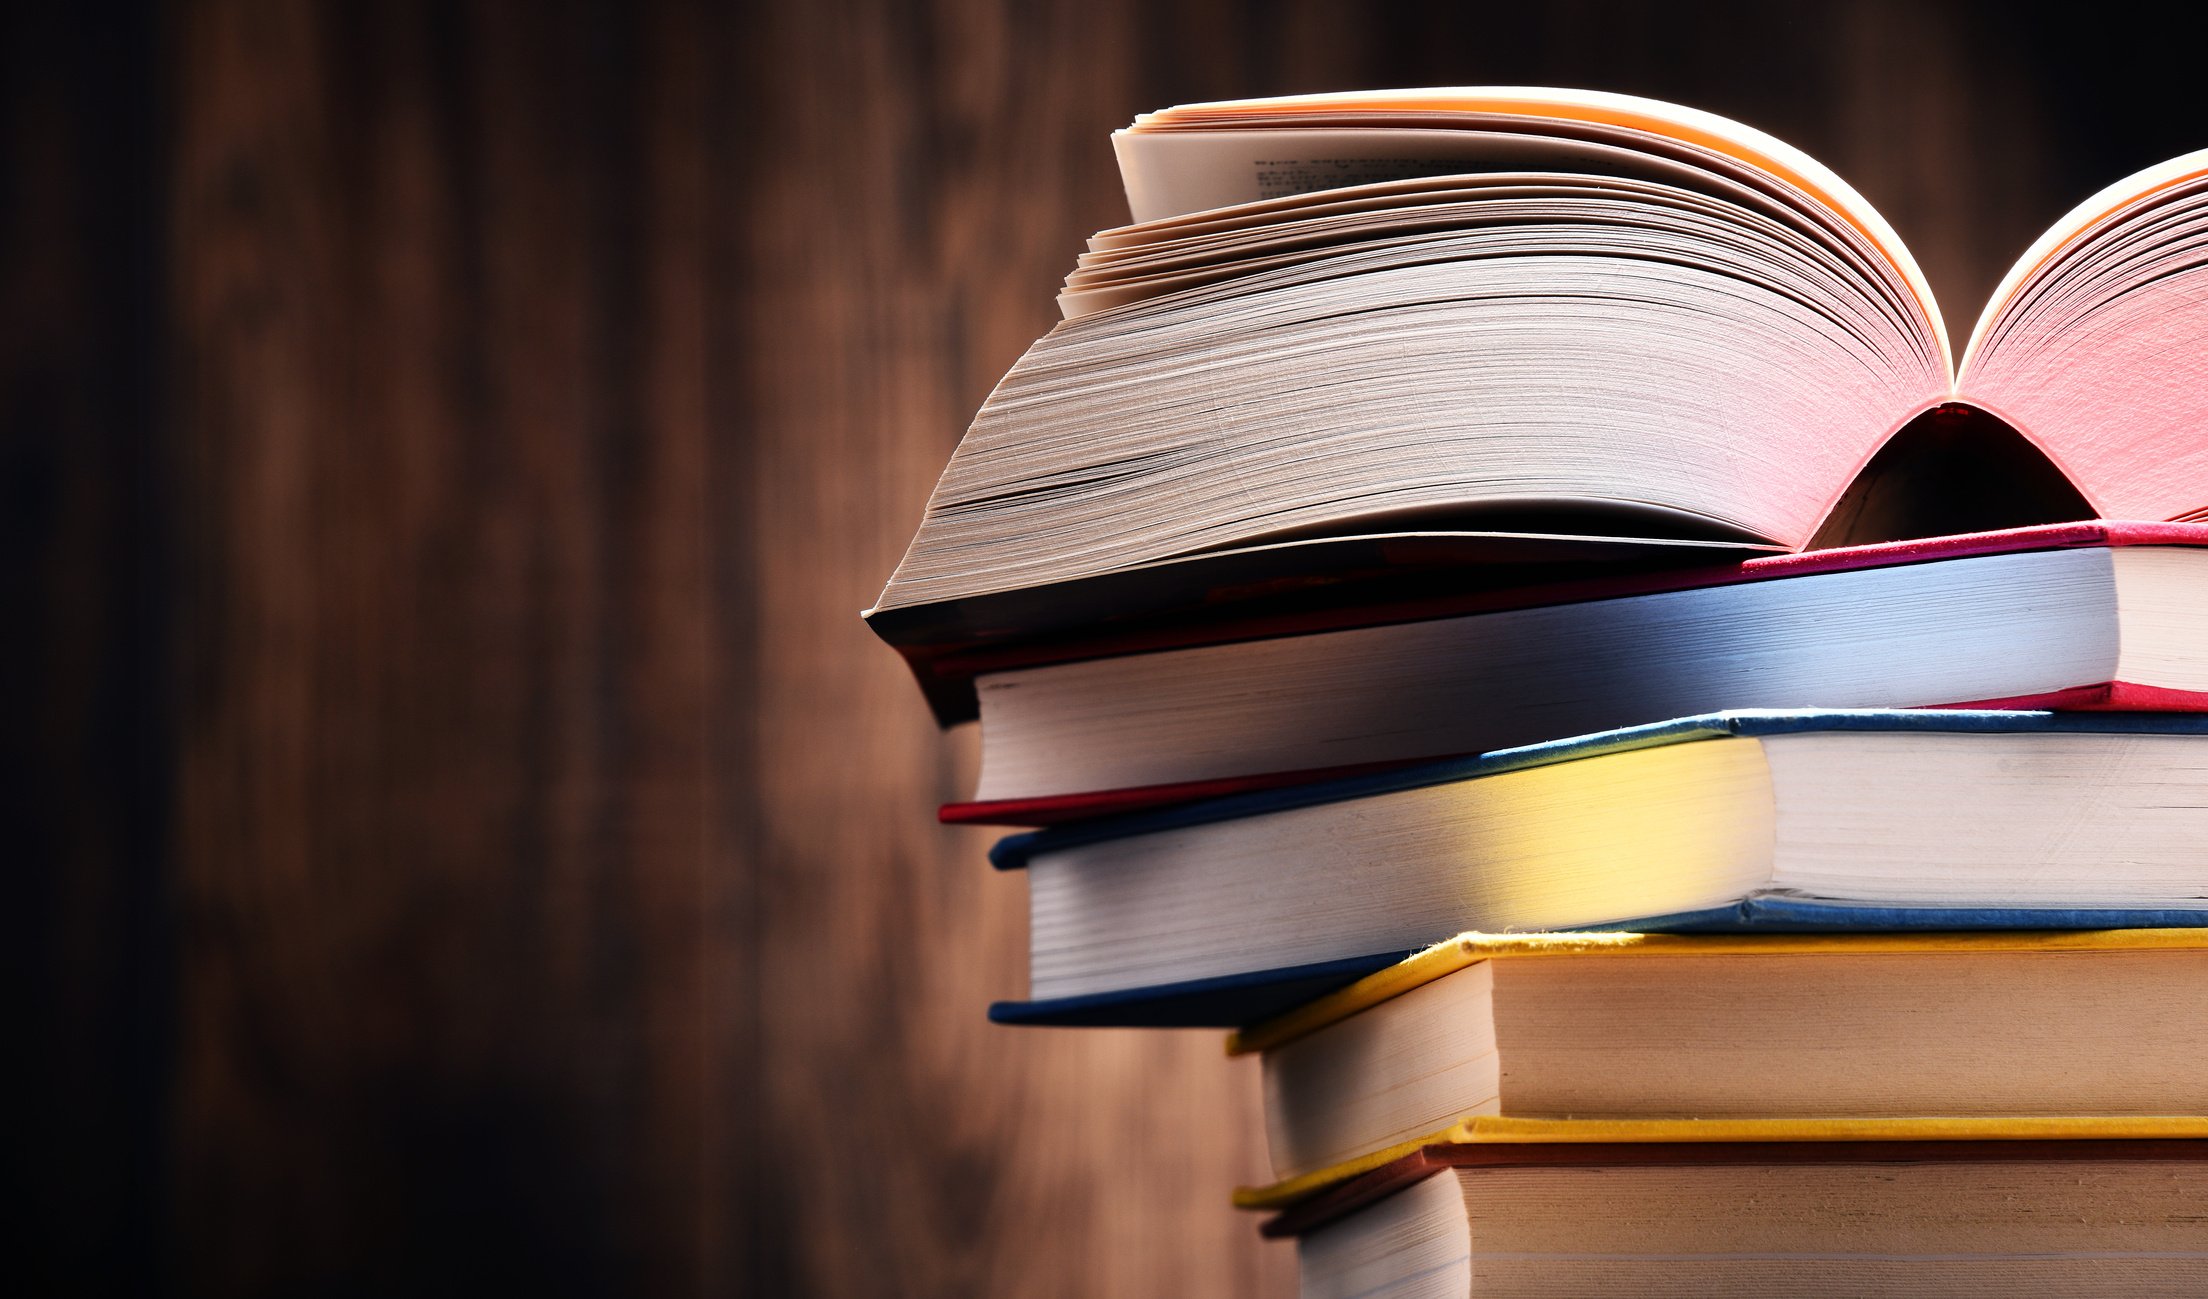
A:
[9,1,2204,1294]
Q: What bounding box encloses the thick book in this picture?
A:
[1268,1135,2208,1297]
[884,529,1777,725]
[871,88,2208,668]
[1223,929,2208,1196]
[945,521,2208,821]
[986,710,2208,1028]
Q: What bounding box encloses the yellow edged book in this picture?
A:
[1230,929,2208,1209]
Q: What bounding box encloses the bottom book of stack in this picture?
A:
[1275,1137,2208,1297]
[1230,929,2208,1297]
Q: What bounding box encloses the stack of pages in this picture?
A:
[872,87,2208,1295]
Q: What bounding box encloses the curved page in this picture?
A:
[1961,154,2208,523]
[1119,86,1945,368]
[880,206,1944,610]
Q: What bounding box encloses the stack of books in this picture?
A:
[871,88,2208,1295]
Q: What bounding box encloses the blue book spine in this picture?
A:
[989,709,2208,870]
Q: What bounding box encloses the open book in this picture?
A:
[872,88,2208,648]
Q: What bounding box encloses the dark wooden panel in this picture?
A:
[166,2,721,1292]
[15,1,2208,1295]
[735,2,1298,1291]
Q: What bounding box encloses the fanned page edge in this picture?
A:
[1960,148,2208,378]
[875,90,1957,642]
[1120,86,1949,374]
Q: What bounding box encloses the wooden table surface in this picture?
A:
[8,1,2199,1293]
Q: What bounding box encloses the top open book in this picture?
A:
[872,88,2208,640]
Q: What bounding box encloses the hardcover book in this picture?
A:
[1225,929,2208,1196]
[946,521,2208,821]
[1269,1136,2208,1297]
[987,710,2208,1027]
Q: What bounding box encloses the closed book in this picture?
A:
[1227,929,2208,1202]
[988,710,2208,1027]
[943,521,2208,822]
[1267,1135,2208,1297]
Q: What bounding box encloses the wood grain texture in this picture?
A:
[737,3,1294,1292]
[14,1,2208,1295]
[168,2,719,1292]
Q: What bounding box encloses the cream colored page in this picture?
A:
[1063,183,1740,318]
[1110,127,1660,223]
[1116,87,1946,369]
[1062,175,1898,320]
[1962,147,2208,376]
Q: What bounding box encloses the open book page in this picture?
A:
[878,92,1960,616]
[1115,87,1948,371]
[1062,172,1867,320]
[1110,127,1658,224]
[1963,148,2208,372]
[1958,150,2208,521]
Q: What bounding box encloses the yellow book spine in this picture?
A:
[1228,928,2208,1056]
